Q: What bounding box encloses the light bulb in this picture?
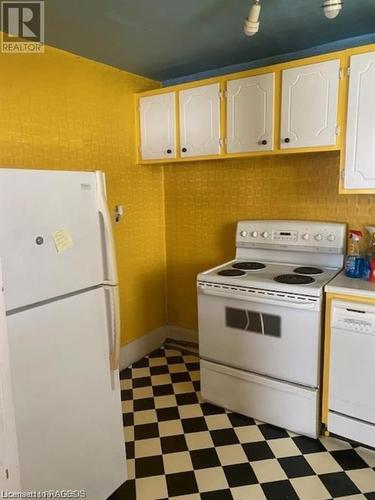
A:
[244,0,261,36]
[323,0,343,19]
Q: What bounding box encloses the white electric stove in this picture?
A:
[197,220,346,438]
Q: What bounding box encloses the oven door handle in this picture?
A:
[198,286,317,310]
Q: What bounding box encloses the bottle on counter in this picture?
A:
[345,230,364,279]
[365,226,375,282]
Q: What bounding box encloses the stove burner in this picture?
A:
[294,266,323,275]
[274,274,315,285]
[232,262,266,271]
[218,269,246,277]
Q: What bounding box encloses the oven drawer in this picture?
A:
[201,359,319,438]
[198,288,322,387]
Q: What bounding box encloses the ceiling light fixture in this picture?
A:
[244,0,261,37]
[323,0,343,19]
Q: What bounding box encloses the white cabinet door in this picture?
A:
[179,83,221,157]
[139,92,176,160]
[281,60,340,149]
[344,51,375,190]
[226,73,275,153]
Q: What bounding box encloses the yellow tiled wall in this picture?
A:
[164,152,375,330]
[0,44,165,345]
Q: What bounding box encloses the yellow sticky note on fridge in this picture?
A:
[53,229,73,253]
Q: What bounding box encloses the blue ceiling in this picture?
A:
[45,0,375,82]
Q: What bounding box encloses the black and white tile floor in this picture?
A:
[110,347,375,499]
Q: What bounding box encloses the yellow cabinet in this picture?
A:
[136,43,375,187]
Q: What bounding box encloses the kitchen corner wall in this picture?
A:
[0,44,166,345]
[163,153,375,330]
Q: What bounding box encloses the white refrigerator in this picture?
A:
[0,168,126,499]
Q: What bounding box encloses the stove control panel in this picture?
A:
[236,220,347,254]
[272,230,298,242]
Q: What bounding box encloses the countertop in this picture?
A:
[325,270,375,299]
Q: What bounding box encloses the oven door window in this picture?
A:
[226,306,281,337]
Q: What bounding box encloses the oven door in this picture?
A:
[198,283,322,388]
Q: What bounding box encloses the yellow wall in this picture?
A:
[0,45,165,345]
[164,152,375,330]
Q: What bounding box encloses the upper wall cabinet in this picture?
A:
[343,51,375,190]
[139,92,176,160]
[136,44,375,193]
[226,73,275,153]
[280,60,340,149]
[179,83,221,158]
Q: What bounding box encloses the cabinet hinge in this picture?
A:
[346,67,351,77]
[219,90,227,100]
[5,469,9,480]
[340,169,345,182]
[335,125,340,136]
[339,68,344,80]
[219,138,224,147]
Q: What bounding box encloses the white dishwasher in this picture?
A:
[328,300,375,447]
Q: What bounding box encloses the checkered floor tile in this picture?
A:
[109,347,375,499]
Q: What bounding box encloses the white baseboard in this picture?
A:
[119,325,199,370]
[119,326,167,370]
[165,325,199,344]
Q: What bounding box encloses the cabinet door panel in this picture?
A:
[139,92,176,160]
[179,83,221,157]
[281,60,340,149]
[344,51,375,190]
[227,73,275,153]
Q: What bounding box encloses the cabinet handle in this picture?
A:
[166,149,172,154]
[284,138,290,143]
[182,147,187,153]
[261,140,268,145]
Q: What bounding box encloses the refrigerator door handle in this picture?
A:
[96,171,119,285]
[105,286,121,372]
